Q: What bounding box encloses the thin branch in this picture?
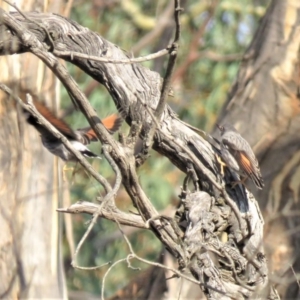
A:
[139,0,182,164]
[74,261,111,271]
[71,146,124,270]
[2,0,55,50]
[0,83,112,193]
[59,80,99,118]
[114,218,227,296]
[54,48,169,64]
[153,0,181,124]
[143,103,247,237]
[0,8,119,151]
[131,1,175,54]
[101,145,122,205]
[56,201,147,228]
[92,204,176,249]
[101,258,128,300]
[173,1,217,83]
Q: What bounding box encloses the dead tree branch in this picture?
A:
[0,4,277,298]
[138,0,182,165]
[0,83,112,193]
[56,201,147,229]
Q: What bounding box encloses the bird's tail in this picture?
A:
[102,114,123,134]
[78,114,122,143]
[81,149,101,159]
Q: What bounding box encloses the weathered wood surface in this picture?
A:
[0,7,277,298]
[0,1,67,299]
[216,0,300,298]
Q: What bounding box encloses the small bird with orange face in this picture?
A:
[217,123,264,189]
[24,100,122,161]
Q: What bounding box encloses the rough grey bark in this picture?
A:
[0,1,67,299]
[0,7,278,299]
[216,0,300,298]
[0,62,66,299]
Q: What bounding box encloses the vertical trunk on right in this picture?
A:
[216,0,300,297]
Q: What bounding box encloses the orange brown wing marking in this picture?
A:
[236,151,264,189]
[32,100,77,139]
[237,152,254,176]
[102,114,122,133]
[78,114,122,144]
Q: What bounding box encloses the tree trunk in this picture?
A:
[0,1,66,298]
[216,0,300,297]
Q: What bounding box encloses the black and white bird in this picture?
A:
[24,100,122,161]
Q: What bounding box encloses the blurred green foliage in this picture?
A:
[62,0,268,297]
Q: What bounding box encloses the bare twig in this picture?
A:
[101,258,128,300]
[2,0,55,50]
[101,145,122,204]
[131,1,175,54]
[173,1,217,83]
[4,0,170,66]
[152,0,181,126]
[56,201,147,229]
[0,5,268,297]
[0,8,119,151]
[139,0,182,164]
[71,146,123,270]
[142,102,246,237]
[74,261,111,271]
[0,83,112,193]
[54,48,169,64]
[113,219,227,296]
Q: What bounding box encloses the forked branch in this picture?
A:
[0,3,276,298]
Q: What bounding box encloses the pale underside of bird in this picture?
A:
[24,100,122,161]
[217,124,264,190]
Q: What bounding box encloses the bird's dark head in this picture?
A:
[217,123,237,134]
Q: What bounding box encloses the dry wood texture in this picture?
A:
[216,0,300,298]
[0,2,282,299]
[0,0,67,299]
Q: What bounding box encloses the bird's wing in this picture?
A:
[222,131,257,167]
[77,114,122,144]
[102,114,122,133]
[222,131,264,189]
[236,151,253,175]
[29,100,77,140]
[235,151,264,189]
